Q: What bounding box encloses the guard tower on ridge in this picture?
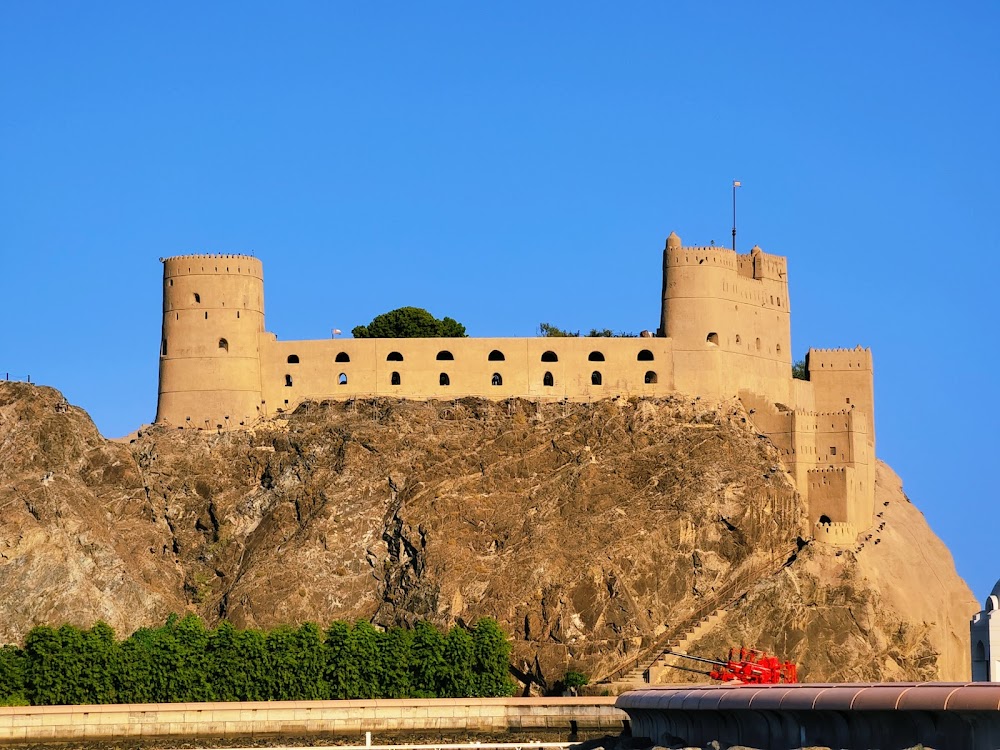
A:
[156,255,265,429]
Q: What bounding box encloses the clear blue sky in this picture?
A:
[2,2,998,603]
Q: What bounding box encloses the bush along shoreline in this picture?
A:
[0,614,516,706]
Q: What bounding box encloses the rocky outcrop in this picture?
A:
[0,382,977,689]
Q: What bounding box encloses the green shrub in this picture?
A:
[3,615,515,705]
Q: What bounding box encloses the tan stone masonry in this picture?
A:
[155,233,875,542]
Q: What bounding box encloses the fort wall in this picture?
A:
[154,232,876,545]
[808,346,875,439]
[258,336,673,415]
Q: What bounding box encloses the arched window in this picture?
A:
[776,343,782,355]
[218,338,229,352]
[543,371,554,387]
[391,371,401,385]
[756,337,761,351]
[588,351,605,362]
[338,373,347,385]
[439,373,450,386]
[976,640,987,660]
[488,350,505,361]
[707,332,719,345]
[735,335,742,345]
[287,354,300,364]
[541,351,558,362]
[194,293,201,304]
[644,371,657,384]
[335,352,350,363]
[591,371,602,385]
[819,515,832,525]
[436,351,454,361]
[637,349,654,361]
[491,373,502,386]
[387,351,403,361]
[284,374,293,387]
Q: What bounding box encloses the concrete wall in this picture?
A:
[0,697,625,744]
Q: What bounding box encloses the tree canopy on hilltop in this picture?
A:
[352,307,467,338]
[538,322,636,337]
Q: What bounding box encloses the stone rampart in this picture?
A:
[0,697,625,744]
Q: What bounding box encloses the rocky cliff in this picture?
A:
[0,382,977,689]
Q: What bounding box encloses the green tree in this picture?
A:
[586,328,635,338]
[792,358,808,380]
[80,622,119,704]
[348,621,381,699]
[323,621,355,699]
[352,307,467,338]
[23,624,94,705]
[288,622,327,700]
[538,322,579,337]
[169,614,213,702]
[441,625,474,697]
[207,621,256,701]
[115,627,157,704]
[0,644,27,706]
[23,625,61,705]
[409,620,447,697]
[471,618,515,697]
[262,626,298,700]
[376,627,412,698]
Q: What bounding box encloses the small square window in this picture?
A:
[830,446,837,456]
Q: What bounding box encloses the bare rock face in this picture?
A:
[646,465,978,683]
[0,382,976,689]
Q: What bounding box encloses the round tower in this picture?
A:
[659,231,734,347]
[156,254,265,428]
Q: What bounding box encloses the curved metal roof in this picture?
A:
[616,683,1000,712]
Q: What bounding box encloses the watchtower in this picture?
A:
[659,232,793,402]
[156,255,265,428]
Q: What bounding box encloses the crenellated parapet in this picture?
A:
[162,254,263,279]
[808,345,872,371]
[813,519,858,546]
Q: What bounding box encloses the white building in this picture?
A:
[971,579,1000,681]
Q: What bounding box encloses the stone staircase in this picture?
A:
[597,544,800,686]
[620,608,728,684]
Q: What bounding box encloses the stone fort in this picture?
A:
[156,231,876,544]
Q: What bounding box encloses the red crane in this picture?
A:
[663,646,798,684]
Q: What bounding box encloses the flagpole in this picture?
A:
[731,180,740,252]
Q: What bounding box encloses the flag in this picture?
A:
[733,180,742,188]
[332,328,342,336]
